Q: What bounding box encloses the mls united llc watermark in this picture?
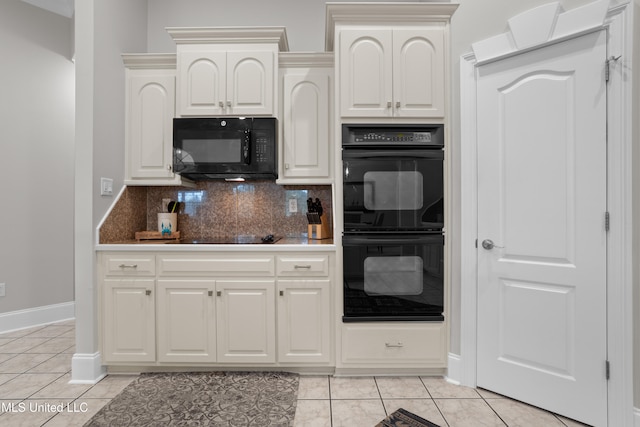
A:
[1,401,89,414]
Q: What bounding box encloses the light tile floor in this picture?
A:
[0,322,590,427]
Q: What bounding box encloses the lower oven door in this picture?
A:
[342,234,444,322]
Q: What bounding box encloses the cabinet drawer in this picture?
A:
[158,254,275,276]
[341,323,446,366]
[103,254,155,276]
[276,255,329,276]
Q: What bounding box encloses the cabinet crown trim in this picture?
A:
[122,53,176,69]
[279,52,334,68]
[325,2,459,51]
[166,26,289,51]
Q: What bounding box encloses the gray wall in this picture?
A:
[0,0,74,317]
[633,0,640,411]
[74,0,147,364]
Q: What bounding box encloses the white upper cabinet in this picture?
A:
[326,2,457,120]
[339,27,444,118]
[278,53,333,184]
[123,54,191,186]
[167,27,288,117]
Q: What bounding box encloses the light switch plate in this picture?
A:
[100,177,113,196]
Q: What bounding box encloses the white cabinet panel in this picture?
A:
[277,279,331,363]
[279,64,332,183]
[177,49,274,117]
[157,280,216,363]
[216,280,276,363]
[102,279,156,363]
[339,27,445,118]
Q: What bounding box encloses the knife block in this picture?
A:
[308,213,331,240]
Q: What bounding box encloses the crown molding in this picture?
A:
[166,27,289,52]
[122,53,177,69]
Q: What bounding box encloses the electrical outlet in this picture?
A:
[288,198,298,213]
[0,283,5,297]
[162,198,171,212]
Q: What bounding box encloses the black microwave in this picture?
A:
[173,117,277,180]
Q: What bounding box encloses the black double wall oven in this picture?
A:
[342,124,445,322]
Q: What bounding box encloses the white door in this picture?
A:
[477,31,608,426]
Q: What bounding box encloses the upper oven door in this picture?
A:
[343,149,444,232]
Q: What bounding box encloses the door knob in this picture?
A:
[482,239,503,250]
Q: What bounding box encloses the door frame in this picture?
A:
[457,3,634,426]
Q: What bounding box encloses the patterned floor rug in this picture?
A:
[84,371,299,426]
[376,407,441,427]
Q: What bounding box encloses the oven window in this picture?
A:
[364,256,423,296]
[363,171,424,211]
[183,138,241,163]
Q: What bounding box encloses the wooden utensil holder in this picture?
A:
[308,213,331,240]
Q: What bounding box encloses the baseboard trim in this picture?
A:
[633,407,640,427]
[70,352,107,384]
[445,353,462,385]
[0,301,75,334]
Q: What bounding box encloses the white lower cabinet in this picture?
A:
[216,280,276,363]
[277,279,331,363]
[156,279,216,363]
[341,323,447,368]
[99,251,334,368]
[102,278,156,363]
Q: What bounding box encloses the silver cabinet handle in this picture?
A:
[294,265,312,269]
[385,342,404,348]
[395,101,401,108]
[219,101,224,108]
[386,101,392,108]
[482,239,504,250]
[167,164,172,171]
[145,290,151,296]
[216,291,222,297]
[226,100,232,107]
[279,290,284,296]
[118,264,138,269]
[208,291,213,297]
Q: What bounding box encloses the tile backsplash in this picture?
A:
[99,181,333,243]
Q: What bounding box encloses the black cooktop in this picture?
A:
[180,235,281,245]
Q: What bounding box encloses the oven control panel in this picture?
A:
[355,131,432,143]
[342,124,444,147]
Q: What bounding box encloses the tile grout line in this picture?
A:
[419,376,451,427]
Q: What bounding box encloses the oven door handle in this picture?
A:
[342,235,443,246]
[342,150,443,160]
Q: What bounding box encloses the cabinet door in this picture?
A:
[102,279,155,363]
[277,279,331,363]
[156,280,216,363]
[216,280,276,363]
[177,50,226,116]
[339,29,393,117]
[226,51,274,115]
[280,70,331,181]
[393,28,445,118]
[127,71,176,180]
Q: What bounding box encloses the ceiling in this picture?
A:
[21,0,74,18]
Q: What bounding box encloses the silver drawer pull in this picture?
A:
[145,290,151,296]
[118,264,138,269]
[294,265,312,269]
[385,342,404,348]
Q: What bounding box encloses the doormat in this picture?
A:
[376,407,441,427]
[84,371,299,426]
